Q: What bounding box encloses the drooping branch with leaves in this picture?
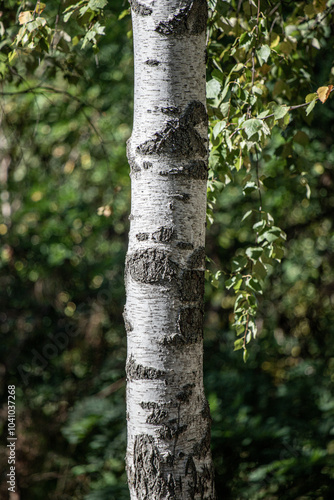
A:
[206,0,334,360]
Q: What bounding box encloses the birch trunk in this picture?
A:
[125,1,216,498]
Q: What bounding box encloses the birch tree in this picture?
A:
[124,0,216,498]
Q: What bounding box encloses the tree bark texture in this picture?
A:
[125,1,216,498]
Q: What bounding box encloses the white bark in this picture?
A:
[125,1,216,498]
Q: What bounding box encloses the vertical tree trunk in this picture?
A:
[125,1,216,498]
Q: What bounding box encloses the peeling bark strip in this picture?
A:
[126,0,216,498]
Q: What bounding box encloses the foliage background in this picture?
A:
[0,1,334,499]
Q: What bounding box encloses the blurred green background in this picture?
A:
[1,1,334,499]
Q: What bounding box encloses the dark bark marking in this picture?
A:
[162,333,188,347]
[127,248,179,284]
[167,473,176,497]
[130,161,141,174]
[177,241,194,250]
[136,232,150,241]
[159,160,208,180]
[185,455,197,496]
[155,0,208,36]
[193,425,211,459]
[143,161,152,169]
[146,408,169,425]
[161,106,181,115]
[178,306,203,343]
[140,401,170,410]
[130,0,152,16]
[145,59,160,66]
[137,100,207,159]
[187,247,205,269]
[169,193,190,203]
[193,401,211,458]
[133,435,177,499]
[201,398,211,420]
[181,100,207,128]
[158,422,188,440]
[197,464,216,500]
[176,383,195,402]
[152,226,176,242]
[179,270,204,302]
[126,355,166,380]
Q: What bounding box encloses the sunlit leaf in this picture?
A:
[246,247,263,261]
[207,78,221,99]
[317,85,333,104]
[18,11,33,24]
[256,45,271,66]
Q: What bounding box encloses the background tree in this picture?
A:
[0,1,334,499]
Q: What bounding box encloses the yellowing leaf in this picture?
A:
[317,85,333,103]
[18,11,33,24]
[314,0,327,13]
[304,4,316,17]
[270,33,280,49]
[35,2,46,14]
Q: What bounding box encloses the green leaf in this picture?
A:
[273,105,289,120]
[235,156,242,171]
[242,119,263,139]
[243,349,249,362]
[243,181,257,195]
[257,227,284,244]
[246,247,263,261]
[220,101,230,117]
[212,121,226,139]
[231,63,244,73]
[305,92,317,103]
[89,0,108,8]
[231,256,248,272]
[306,99,316,116]
[225,278,235,290]
[272,246,284,261]
[233,278,243,291]
[253,260,267,280]
[256,45,271,65]
[242,210,253,222]
[234,338,244,351]
[118,9,130,20]
[246,277,262,293]
[257,110,270,119]
[212,68,224,83]
[207,79,221,99]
